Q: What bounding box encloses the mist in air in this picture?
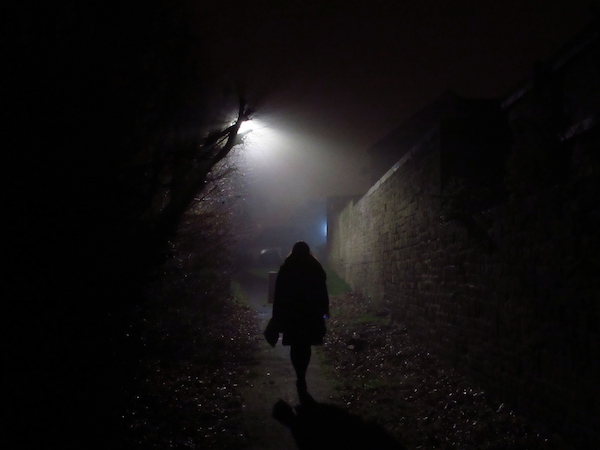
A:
[206,0,592,260]
[231,112,370,258]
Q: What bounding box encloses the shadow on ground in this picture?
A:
[273,397,405,450]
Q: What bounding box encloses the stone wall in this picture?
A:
[328,129,599,444]
[328,24,599,445]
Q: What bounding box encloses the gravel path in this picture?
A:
[237,273,405,450]
[238,272,338,449]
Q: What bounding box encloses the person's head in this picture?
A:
[291,241,310,257]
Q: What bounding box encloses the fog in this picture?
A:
[200,0,593,254]
[230,112,370,253]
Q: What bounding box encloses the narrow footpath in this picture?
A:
[238,272,337,449]
[237,272,404,450]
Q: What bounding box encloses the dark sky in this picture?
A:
[200,0,594,234]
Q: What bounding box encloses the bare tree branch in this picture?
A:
[154,97,252,237]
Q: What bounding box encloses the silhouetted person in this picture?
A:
[273,241,329,399]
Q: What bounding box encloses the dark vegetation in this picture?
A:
[122,203,258,449]
[6,2,253,448]
[322,293,567,450]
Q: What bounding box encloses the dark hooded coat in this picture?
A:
[273,252,330,346]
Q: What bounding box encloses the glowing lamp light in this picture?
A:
[234,117,284,163]
[238,119,255,135]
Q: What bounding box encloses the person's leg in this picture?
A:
[290,343,311,391]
